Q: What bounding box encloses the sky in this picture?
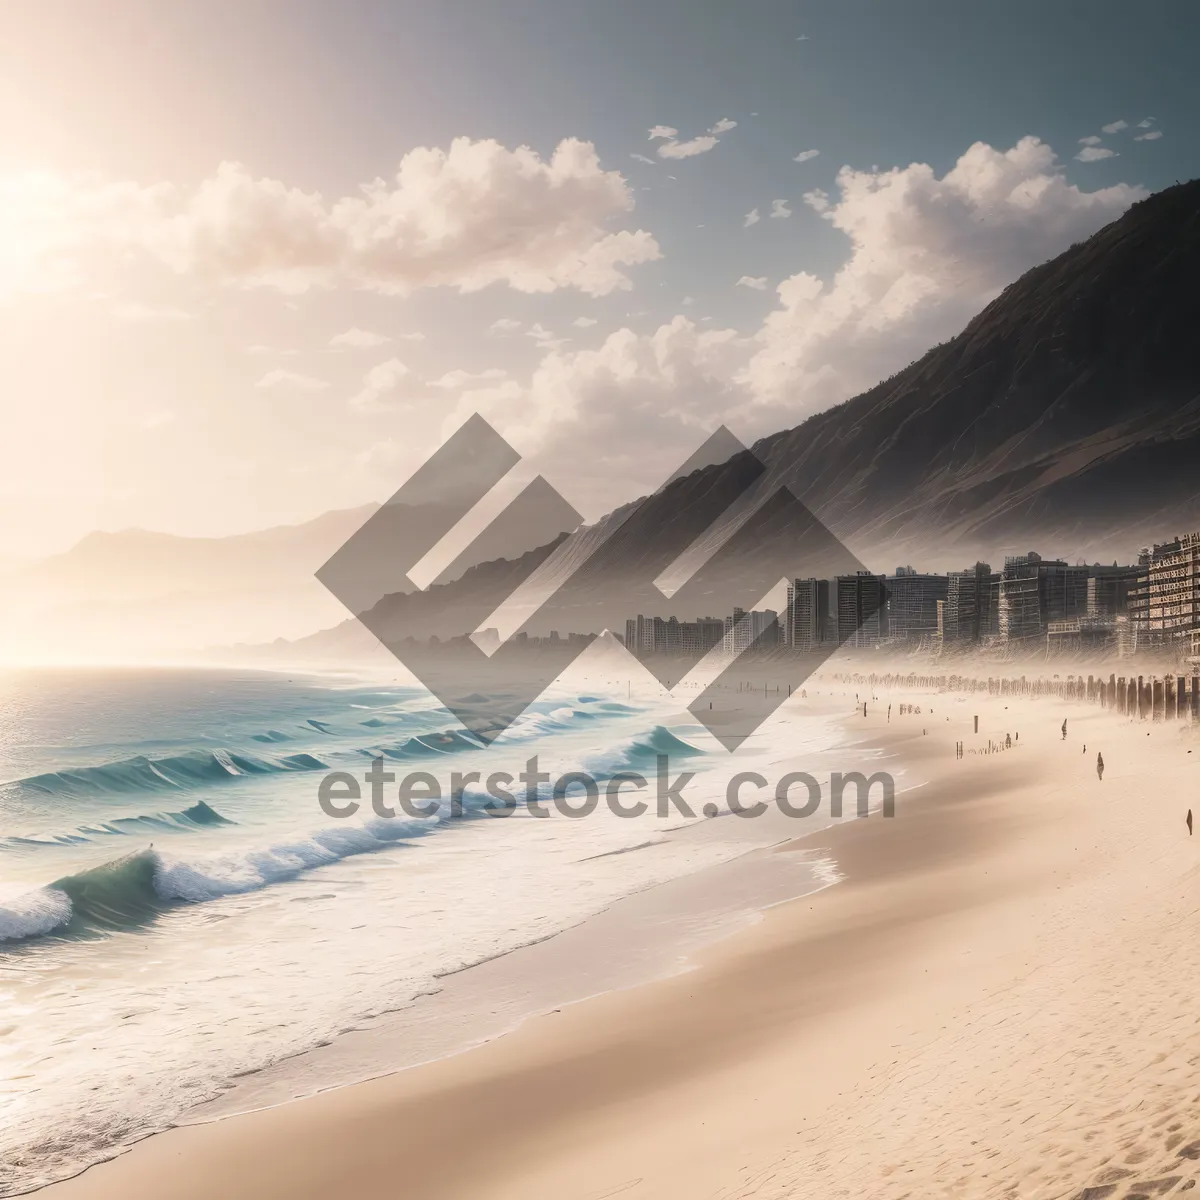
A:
[1,0,1197,558]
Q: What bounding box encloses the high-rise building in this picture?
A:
[1086,564,1142,619]
[626,615,726,658]
[1130,533,1200,653]
[786,578,829,651]
[944,562,992,643]
[835,573,888,648]
[723,607,781,657]
[998,553,1089,641]
[885,570,948,640]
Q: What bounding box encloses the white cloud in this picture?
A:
[349,358,411,411]
[796,34,809,40]
[743,207,761,227]
[447,316,748,518]
[746,136,1144,411]
[4,138,660,299]
[572,316,598,327]
[398,331,425,341]
[1078,135,1103,146]
[793,149,820,163]
[649,119,735,160]
[658,136,719,160]
[487,318,522,335]
[329,327,390,349]
[1075,145,1117,162]
[255,369,329,391]
[1135,130,1163,141]
[429,368,508,390]
[682,295,695,306]
[770,199,792,219]
[737,275,769,290]
[630,153,656,165]
[1101,120,1129,134]
[1137,118,1156,128]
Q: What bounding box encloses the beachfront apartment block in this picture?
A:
[943,562,997,644]
[885,568,948,641]
[998,553,1090,643]
[835,573,888,648]
[785,578,830,651]
[1128,532,1200,655]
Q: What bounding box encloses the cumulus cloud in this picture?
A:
[255,369,329,391]
[1101,120,1129,134]
[1078,135,1103,146]
[572,316,598,327]
[630,153,656,165]
[1075,145,1117,162]
[448,316,748,517]
[709,118,738,135]
[745,136,1144,408]
[737,275,769,290]
[349,358,411,411]
[793,149,820,163]
[744,207,761,227]
[329,327,390,349]
[1135,130,1163,141]
[3,138,660,299]
[648,126,678,140]
[770,199,792,219]
[1137,118,1156,128]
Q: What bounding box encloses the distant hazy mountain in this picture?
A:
[1,505,381,661]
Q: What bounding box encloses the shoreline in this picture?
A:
[37,686,1200,1199]
[16,691,884,1193]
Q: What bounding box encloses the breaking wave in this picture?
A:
[0,812,436,945]
[580,726,706,778]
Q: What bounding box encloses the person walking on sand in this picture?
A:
[1096,752,1104,782]
[1062,719,1068,741]
[1187,809,1193,836]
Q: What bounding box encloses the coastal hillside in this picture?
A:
[757,177,1200,563]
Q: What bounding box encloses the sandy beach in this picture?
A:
[36,683,1200,1200]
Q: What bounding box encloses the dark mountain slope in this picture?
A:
[753,178,1200,561]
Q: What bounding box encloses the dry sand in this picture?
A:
[38,687,1200,1200]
